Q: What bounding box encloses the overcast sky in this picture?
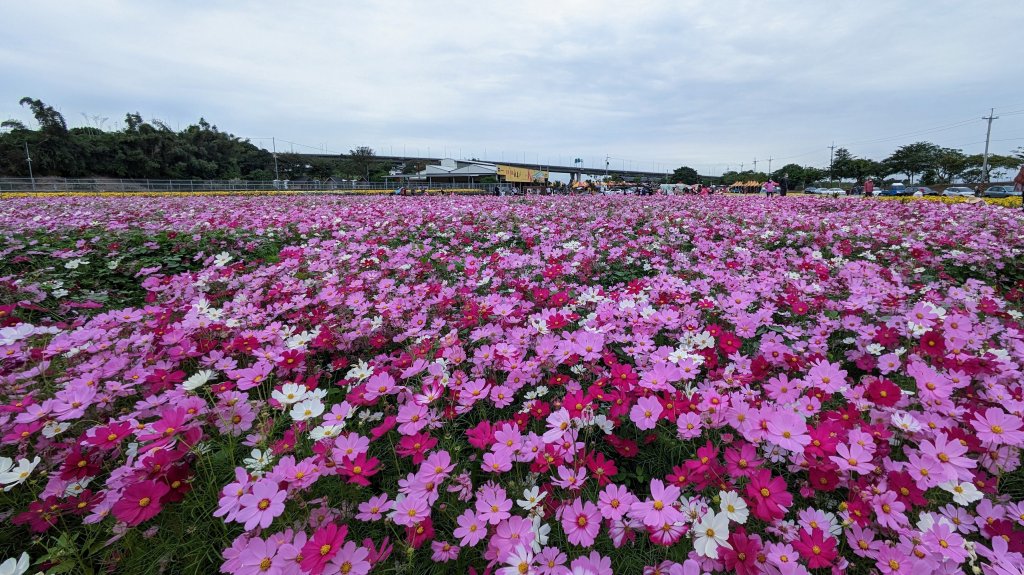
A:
[2,0,1023,176]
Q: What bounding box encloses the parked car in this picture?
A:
[942,186,975,197]
[878,188,903,197]
[905,186,938,196]
[804,187,820,194]
[825,188,846,196]
[982,185,1021,198]
[850,185,864,195]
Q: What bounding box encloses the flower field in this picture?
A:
[2,195,1024,575]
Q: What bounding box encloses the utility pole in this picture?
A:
[767,156,773,176]
[981,108,998,184]
[605,155,609,179]
[24,142,35,191]
[828,142,837,184]
[753,157,758,172]
[272,137,280,182]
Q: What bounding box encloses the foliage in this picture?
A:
[669,166,700,185]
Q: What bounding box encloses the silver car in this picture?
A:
[982,185,1020,198]
[942,186,975,197]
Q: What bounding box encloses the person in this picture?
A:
[864,178,874,197]
[781,173,789,197]
[764,180,777,198]
[1014,164,1024,209]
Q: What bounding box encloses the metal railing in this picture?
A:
[0,178,506,193]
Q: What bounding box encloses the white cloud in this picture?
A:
[2,0,1022,174]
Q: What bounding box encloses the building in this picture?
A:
[386,158,549,188]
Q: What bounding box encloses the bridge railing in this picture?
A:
[0,178,513,193]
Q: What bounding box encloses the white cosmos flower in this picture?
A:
[182,370,217,391]
[272,382,309,406]
[346,360,374,382]
[290,398,325,422]
[517,486,547,510]
[243,449,271,472]
[719,491,749,524]
[213,252,233,267]
[308,425,343,441]
[41,421,71,438]
[531,516,550,552]
[0,324,35,346]
[891,412,922,433]
[692,510,732,559]
[940,480,982,506]
[0,457,41,491]
[0,552,30,575]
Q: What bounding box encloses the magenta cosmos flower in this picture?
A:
[112,479,169,525]
[236,478,287,530]
[300,523,348,575]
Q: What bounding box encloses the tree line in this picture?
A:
[0,98,395,181]
[671,142,1023,187]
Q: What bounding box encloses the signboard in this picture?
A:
[497,165,549,183]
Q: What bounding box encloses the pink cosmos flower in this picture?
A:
[598,483,637,521]
[830,442,876,474]
[236,478,287,531]
[476,485,513,525]
[551,464,587,491]
[918,432,976,482]
[561,498,601,546]
[630,479,683,528]
[871,491,907,531]
[499,546,535,575]
[356,493,393,521]
[972,407,1024,446]
[214,468,252,522]
[482,450,513,474]
[491,516,535,558]
[420,450,455,483]
[453,508,487,547]
[923,522,967,564]
[630,396,664,431]
[326,540,371,575]
[430,540,460,562]
[764,410,811,452]
[112,479,169,526]
[392,495,430,527]
[676,412,703,439]
[395,402,430,435]
[236,536,284,575]
[535,547,567,575]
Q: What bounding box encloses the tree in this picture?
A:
[670,166,700,184]
[883,141,941,184]
[933,148,968,183]
[19,97,67,135]
[831,148,856,180]
[348,146,376,181]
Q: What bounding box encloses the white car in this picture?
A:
[943,186,975,197]
[825,188,846,195]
